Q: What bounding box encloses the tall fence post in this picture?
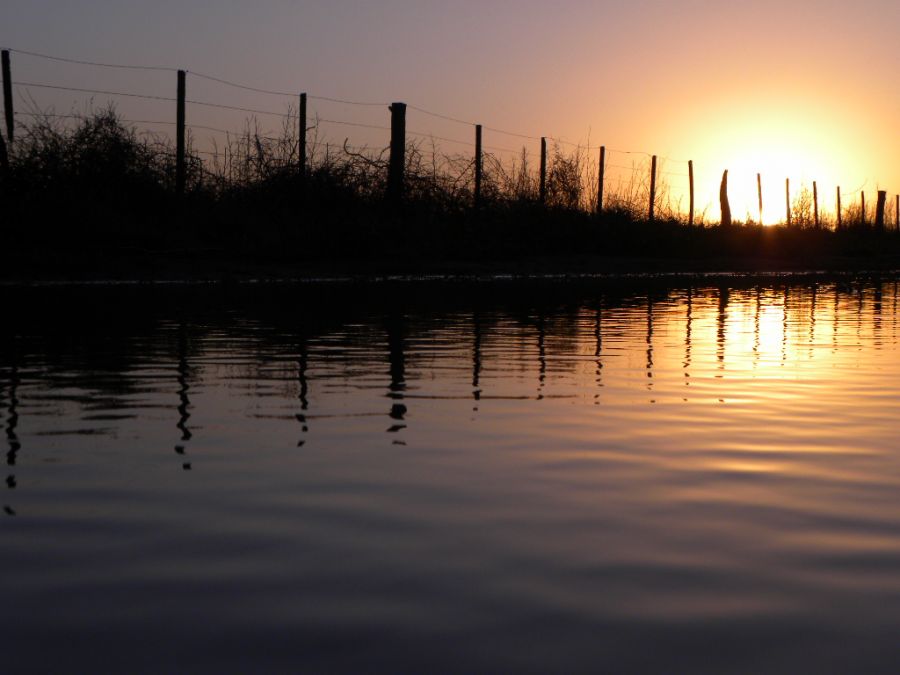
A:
[896,195,899,231]
[785,178,791,227]
[875,190,887,231]
[176,70,186,196]
[539,137,547,204]
[597,145,606,214]
[757,173,763,225]
[813,180,819,228]
[860,191,866,226]
[648,155,657,222]
[387,102,406,204]
[837,187,842,229]
[299,92,307,179]
[688,160,695,226]
[2,50,13,144]
[474,124,483,209]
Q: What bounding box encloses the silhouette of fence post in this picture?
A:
[785,178,791,226]
[813,181,819,228]
[875,190,887,231]
[474,124,483,209]
[896,195,899,231]
[757,173,763,224]
[387,102,406,203]
[837,187,842,229]
[2,50,13,143]
[719,169,732,227]
[539,137,547,204]
[299,92,307,179]
[688,160,695,226]
[649,155,657,222]
[860,191,866,226]
[176,70,186,196]
[597,145,606,214]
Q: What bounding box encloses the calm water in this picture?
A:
[3,277,900,673]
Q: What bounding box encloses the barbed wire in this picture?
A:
[6,50,895,197]
[5,47,176,72]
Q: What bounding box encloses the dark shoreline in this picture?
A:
[4,247,900,285]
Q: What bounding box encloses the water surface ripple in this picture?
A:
[2,279,900,673]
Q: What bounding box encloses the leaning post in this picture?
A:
[648,155,657,222]
[757,173,763,225]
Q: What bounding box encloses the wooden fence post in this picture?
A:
[539,137,547,204]
[785,178,791,227]
[597,145,606,214]
[387,102,406,203]
[757,173,763,225]
[837,187,842,229]
[299,92,307,179]
[719,169,732,227]
[176,70,186,196]
[474,124,483,209]
[2,50,13,144]
[875,190,887,231]
[896,195,899,230]
[860,191,866,226]
[689,160,695,226]
[0,133,7,173]
[649,154,657,222]
[813,181,819,228]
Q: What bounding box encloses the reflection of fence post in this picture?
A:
[875,190,887,231]
[757,173,763,224]
[176,70,186,196]
[649,155,657,222]
[597,145,606,214]
[299,92,307,179]
[860,191,866,226]
[474,124,482,209]
[539,137,547,204]
[785,178,791,226]
[387,102,406,204]
[837,187,842,229]
[2,50,12,144]
[813,181,819,228]
[688,160,695,226]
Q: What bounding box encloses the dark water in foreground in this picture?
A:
[3,277,900,673]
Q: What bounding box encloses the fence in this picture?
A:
[1,46,898,230]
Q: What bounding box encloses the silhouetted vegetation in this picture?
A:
[3,109,899,278]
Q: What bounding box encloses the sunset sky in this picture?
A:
[6,0,900,221]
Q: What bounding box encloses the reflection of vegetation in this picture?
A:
[3,109,899,272]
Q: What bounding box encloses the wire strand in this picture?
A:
[14,81,175,102]
[6,47,176,72]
